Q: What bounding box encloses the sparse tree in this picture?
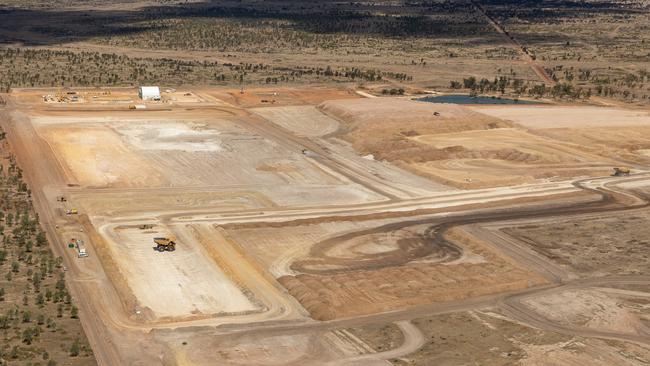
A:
[69,339,80,357]
[22,328,34,344]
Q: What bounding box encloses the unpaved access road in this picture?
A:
[117,174,650,333]
[3,92,650,365]
[499,276,650,346]
[330,321,425,365]
[470,0,555,84]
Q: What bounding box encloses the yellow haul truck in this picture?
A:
[154,237,176,252]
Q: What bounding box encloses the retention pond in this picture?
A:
[417,94,541,105]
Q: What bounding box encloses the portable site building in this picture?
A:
[139,86,161,101]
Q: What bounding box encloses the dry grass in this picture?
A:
[0,48,391,92]
[502,212,650,277]
[1,0,648,106]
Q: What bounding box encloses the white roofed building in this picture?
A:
[139,86,161,101]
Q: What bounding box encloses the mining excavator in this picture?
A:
[613,167,631,176]
[154,237,176,252]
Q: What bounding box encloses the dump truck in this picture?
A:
[71,238,88,258]
[66,208,78,215]
[154,237,176,252]
[613,167,631,176]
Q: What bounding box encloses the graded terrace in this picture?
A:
[2,86,649,365]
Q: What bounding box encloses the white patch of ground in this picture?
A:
[115,122,223,152]
[253,105,340,137]
[523,289,642,334]
[354,241,398,255]
[518,339,650,366]
[103,225,259,319]
[180,333,318,366]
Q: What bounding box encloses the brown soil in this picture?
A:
[320,98,512,163]
[290,224,463,274]
[389,311,650,366]
[534,126,650,165]
[278,226,546,320]
[522,288,649,336]
[222,190,597,231]
[346,323,404,354]
[502,211,650,277]
[77,215,141,321]
[7,82,650,365]
[318,98,626,188]
[208,87,360,108]
[397,311,567,365]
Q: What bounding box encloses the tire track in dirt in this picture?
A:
[499,276,650,346]
[275,174,650,321]
[329,320,425,365]
[285,175,650,278]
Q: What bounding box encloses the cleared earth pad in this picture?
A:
[102,224,260,320]
[277,225,546,320]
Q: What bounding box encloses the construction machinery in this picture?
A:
[613,167,631,176]
[154,237,176,252]
[70,238,88,258]
[66,208,78,215]
[54,88,65,102]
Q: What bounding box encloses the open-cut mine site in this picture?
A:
[1,84,649,365]
[1,1,650,365]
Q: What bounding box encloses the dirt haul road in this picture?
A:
[145,174,650,352]
[2,89,650,365]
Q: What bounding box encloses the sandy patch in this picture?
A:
[253,105,340,137]
[115,121,223,152]
[412,128,602,164]
[523,289,643,334]
[519,339,650,366]
[39,124,166,187]
[472,106,650,129]
[279,226,546,320]
[104,225,259,319]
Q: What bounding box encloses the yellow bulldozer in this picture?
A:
[154,237,176,252]
[613,167,631,177]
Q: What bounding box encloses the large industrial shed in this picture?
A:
[139,86,161,101]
